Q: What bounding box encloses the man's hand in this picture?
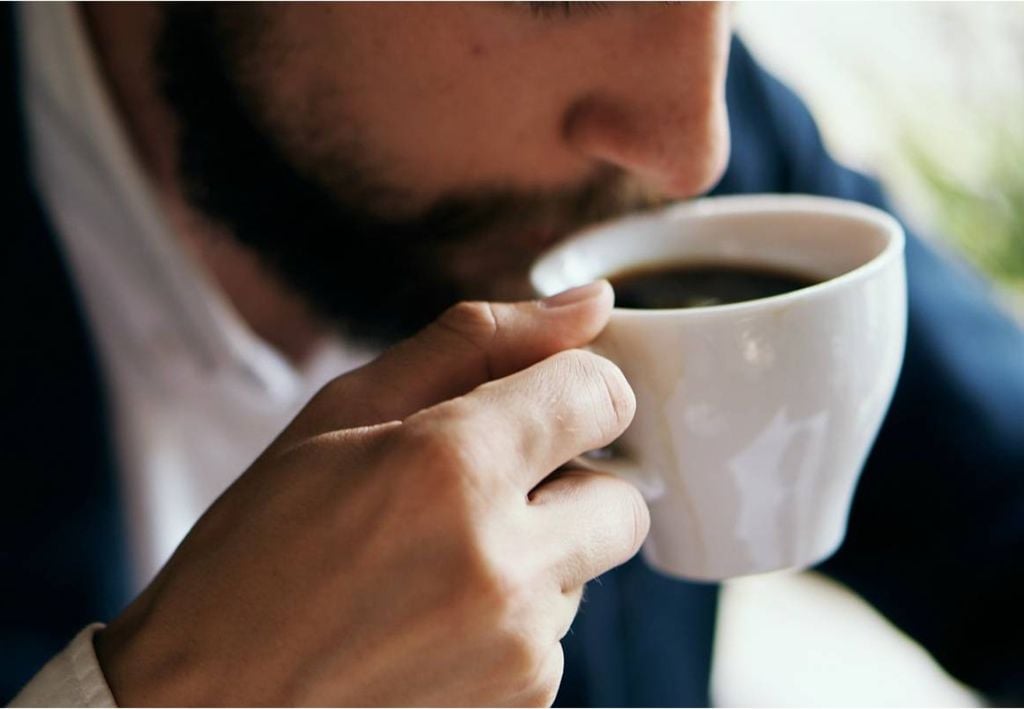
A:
[94,280,649,707]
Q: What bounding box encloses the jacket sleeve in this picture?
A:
[714,37,1024,703]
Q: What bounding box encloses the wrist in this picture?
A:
[94,599,211,706]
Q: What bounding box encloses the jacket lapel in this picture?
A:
[0,6,132,701]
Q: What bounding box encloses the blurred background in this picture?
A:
[712,3,1023,706]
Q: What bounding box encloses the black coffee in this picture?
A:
[610,262,820,309]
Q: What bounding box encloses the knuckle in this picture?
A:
[469,553,530,620]
[591,356,637,434]
[457,545,562,704]
[463,550,538,629]
[521,645,564,707]
[430,300,501,379]
[398,410,483,480]
[557,350,636,438]
[436,301,500,347]
[538,652,566,707]
[501,629,548,686]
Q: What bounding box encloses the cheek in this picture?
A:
[221,6,376,174]
[334,10,599,199]
[237,7,550,193]
[235,4,603,209]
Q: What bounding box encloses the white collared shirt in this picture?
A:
[13,3,376,704]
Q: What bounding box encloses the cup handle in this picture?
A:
[570,450,662,500]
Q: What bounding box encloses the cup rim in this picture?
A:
[530,193,906,318]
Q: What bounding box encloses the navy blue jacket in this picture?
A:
[2,10,1021,705]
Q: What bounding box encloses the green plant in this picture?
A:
[904,122,1024,292]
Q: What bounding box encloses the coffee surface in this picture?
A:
[610,262,820,309]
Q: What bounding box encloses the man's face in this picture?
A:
[159,3,731,344]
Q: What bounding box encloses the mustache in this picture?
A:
[410,166,665,248]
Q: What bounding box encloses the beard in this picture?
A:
[155,6,659,347]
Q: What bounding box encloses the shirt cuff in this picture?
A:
[9,623,117,708]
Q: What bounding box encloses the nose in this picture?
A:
[563,4,731,199]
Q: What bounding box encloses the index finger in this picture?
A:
[279,283,613,447]
[403,348,636,492]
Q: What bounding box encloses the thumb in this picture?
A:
[287,280,613,439]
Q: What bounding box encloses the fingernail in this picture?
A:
[541,280,608,308]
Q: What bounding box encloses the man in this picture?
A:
[3,2,1021,706]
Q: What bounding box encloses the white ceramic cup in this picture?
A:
[530,194,907,581]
